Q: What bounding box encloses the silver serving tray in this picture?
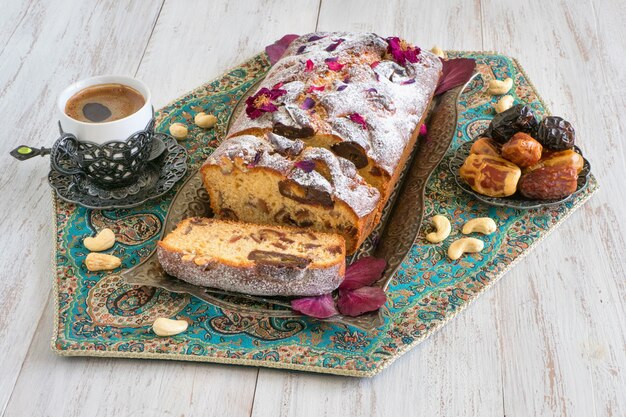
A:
[122,74,477,331]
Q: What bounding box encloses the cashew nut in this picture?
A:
[83,228,115,252]
[494,95,514,113]
[169,122,188,140]
[462,218,497,235]
[152,317,188,336]
[447,237,484,260]
[85,253,121,271]
[430,45,445,59]
[488,77,513,95]
[425,215,451,243]
[194,112,217,129]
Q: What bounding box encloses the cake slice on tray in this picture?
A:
[157,217,346,296]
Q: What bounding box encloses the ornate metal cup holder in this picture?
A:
[48,133,188,209]
[11,112,189,209]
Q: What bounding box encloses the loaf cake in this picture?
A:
[157,217,346,296]
[201,32,442,253]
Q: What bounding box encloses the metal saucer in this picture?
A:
[49,133,188,209]
[449,141,591,210]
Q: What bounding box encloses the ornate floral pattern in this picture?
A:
[52,51,598,377]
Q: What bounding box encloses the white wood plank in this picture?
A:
[136,0,322,108]
[480,0,626,416]
[3,298,259,417]
[0,0,163,413]
[316,0,483,50]
[251,2,506,417]
[2,1,320,416]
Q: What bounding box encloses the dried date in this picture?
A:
[518,165,578,200]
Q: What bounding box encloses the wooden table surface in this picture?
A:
[1,1,624,416]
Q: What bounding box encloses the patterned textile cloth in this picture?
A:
[52,51,598,377]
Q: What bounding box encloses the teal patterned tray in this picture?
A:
[52,51,598,377]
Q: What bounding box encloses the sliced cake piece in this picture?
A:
[157,217,346,296]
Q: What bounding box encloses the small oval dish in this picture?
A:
[449,141,591,210]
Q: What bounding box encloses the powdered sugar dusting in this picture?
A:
[204,133,380,217]
[228,32,442,175]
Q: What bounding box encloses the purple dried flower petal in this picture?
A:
[295,160,316,173]
[307,35,325,42]
[434,58,476,96]
[325,57,338,63]
[337,287,387,317]
[247,151,261,168]
[337,84,348,91]
[300,97,316,110]
[343,76,351,84]
[291,293,338,319]
[339,256,387,290]
[296,45,306,54]
[366,88,378,93]
[265,34,299,65]
[401,78,416,85]
[325,39,344,52]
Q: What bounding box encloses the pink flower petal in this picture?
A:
[386,36,421,65]
[370,61,380,69]
[325,58,344,71]
[265,34,299,65]
[307,85,325,93]
[348,113,368,130]
[294,160,316,173]
[291,293,338,319]
[339,256,386,290]
[337,287,387,317]
[434,58,476,96]
[245,87,286,119]
[272,82,284,89]
[419,124,428,137]
[305,59,314,72]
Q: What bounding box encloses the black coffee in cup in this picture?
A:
[64,83,145,123]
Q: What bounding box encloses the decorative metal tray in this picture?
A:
[449,141,591,210]
[122,75,477,331]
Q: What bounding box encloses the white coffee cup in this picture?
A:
[57,75,152,144]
